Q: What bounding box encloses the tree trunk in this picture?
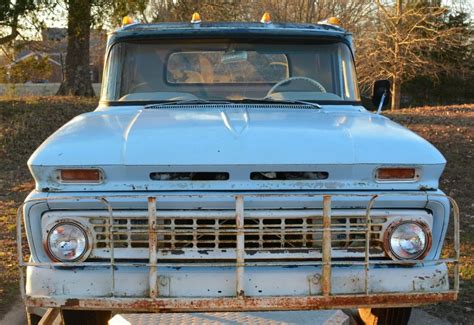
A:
[391,77,401,110]
[390,0,403,110]
[56,0,94,97]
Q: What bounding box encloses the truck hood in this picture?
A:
[29,105,445,191]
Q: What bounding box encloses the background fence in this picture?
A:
[0,83,101,97]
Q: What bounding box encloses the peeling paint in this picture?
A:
[27,292,458,312]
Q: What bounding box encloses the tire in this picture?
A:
[61,310,112,325]
[358,307,412,325]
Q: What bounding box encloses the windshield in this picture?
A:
[102,40,360,103]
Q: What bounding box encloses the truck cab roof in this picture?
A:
[109,21,350,45]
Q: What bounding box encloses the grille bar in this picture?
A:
[82,209,389,260]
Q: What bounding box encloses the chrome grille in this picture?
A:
[85,210,387,260]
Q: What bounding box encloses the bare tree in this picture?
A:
[111,0,467,109]
[157,0,251,22]
[261,0,373,31]
[357,0,463,110]
[146,0,373,27]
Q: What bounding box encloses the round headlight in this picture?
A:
[46,222,89,262]
[385,221,431,260]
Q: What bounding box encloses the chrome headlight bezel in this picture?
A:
[383,220,432,260]
[44,220,92,262]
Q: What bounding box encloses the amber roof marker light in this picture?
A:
[260,12,272,24]
[122,15,134,27]
[326,16,341,25]
[318,16,342,27]
[191,12,201,24]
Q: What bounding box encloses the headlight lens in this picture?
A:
[386,221,431,260]
[47,222,89,261]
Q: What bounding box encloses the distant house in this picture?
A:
[8,28,106,83]
[6,51,64,83]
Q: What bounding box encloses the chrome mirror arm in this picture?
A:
[376,91,387,114]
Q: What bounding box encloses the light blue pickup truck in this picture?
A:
[19,14,459,325]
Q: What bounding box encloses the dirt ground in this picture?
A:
[0,98,472,323]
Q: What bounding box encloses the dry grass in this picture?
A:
[386,104,474,323]
[0,98,472,321]
[0,97,96,313]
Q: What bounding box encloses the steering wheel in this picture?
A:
[266,76,327,97]
[129,82,150,93]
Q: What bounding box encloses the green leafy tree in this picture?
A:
[9,56,53,83]
[102,0,149,26]
[402,10,473,105]
[0,65,8,83]
[0,0,36,44]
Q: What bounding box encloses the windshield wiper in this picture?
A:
[238,98,322,109]
[144,99,232,109]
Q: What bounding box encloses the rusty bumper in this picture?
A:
[26,292,458,312]
[18,193,460,312]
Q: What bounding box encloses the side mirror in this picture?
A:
[372,80,391,113]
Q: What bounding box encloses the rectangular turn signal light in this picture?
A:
[59,169,103,183]
[376,167,417,181]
